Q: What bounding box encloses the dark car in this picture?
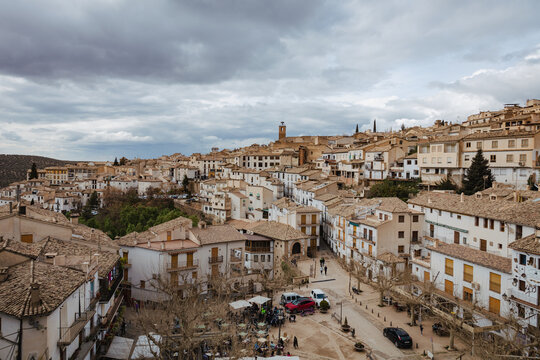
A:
[284,297,315,313]
[383,327,413,348]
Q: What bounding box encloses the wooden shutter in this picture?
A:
[463,264,473,283]
[424,271,430,283]
[171,254,178,269]
[21,234,33,243]
[489,297,500,315]
[445,258,454,276]
[301,215,306,225]
[187,252,194,267]
[444,279,453,295]
[480,239,487,251]
[311,214,317,224]
[463,287,473,302]
[490,273,501,293]
[454,231,460,244]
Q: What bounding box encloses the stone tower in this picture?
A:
[279,121,287,140]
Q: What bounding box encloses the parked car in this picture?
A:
[383,327,413,348]
[310,289,330,308]
[284,297,315,313]
[432,322,449,336]
[280,292,301,306]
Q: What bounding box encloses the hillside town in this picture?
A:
[1,100,540,360]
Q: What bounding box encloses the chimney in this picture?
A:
[460,193,464,203]
[427,197,432,204]
[70,214,79,225]
[147,240,151,248]
[30,283,41,308]
[82,261,90,274]
[54,255,66,266]
[198,221,207,229]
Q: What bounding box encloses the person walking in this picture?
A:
[324,266,328,276]
[320,266,323,275]
[419,324,424,335]
[293,336,299,349]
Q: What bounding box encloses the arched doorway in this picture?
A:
[291,242,301,255]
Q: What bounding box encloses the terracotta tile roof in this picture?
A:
[427,241,511,273]
[190,225,247,245]
[1,237,46,258]
[0,260,85,318]
[272,198,320,213]
[377,252,406,264]
[118,216,193,246]
[251,221,308,241]
[464,129,538,140]
[509,233,540,255]
[409,192,540,227]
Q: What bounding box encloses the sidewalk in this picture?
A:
[295,251,472,359]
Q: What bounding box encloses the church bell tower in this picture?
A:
[279,122,287,140]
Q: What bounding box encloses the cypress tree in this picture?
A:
[30,163,38,179]
[113,157,119,166]
[355,124,359,133]
[462,149,494,195]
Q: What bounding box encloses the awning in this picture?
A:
[104,336,134,360]
[248,295,271,305]
[229,300,252,310]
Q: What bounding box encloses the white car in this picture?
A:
[310,289,330,308]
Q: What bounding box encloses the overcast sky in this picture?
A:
[1,1,540,161]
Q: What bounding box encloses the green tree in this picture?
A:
[29,163,38,179]
[182,175,190,195]
[355,124,359,133]
[462,149,494,195]
[435,178,457,191]
[113,157,119,166]
[367,179,419,201]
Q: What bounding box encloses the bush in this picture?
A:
[320,299,330,311]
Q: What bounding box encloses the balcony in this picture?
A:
[245,246,271,253]
[209,255,224,264]
[58,309,96,346]
[100,268,123,303]
[100,294,124,328]
[167,259,199,272]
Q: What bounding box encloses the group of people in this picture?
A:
[319,257,328,276]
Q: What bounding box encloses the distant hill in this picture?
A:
[0,154,77,188]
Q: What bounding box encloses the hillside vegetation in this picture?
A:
[0,154,76,187]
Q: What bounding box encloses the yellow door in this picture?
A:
[167,231,172,241]
[368,245,372,256]
[444,279,454,295]
[489,297,500,315]
[171,254,178,268]
[187,252,194,267]
[424,271,430,283]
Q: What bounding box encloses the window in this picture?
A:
[192,271,197,279]
[398,215,405,223]
[489,272,501,293]
[489,297,500,315]
[301,227,306,234]
[489,219,494,230]
[254,255,259,262]
[466,142,471,148]
[519,280,526,292]
[398,245,404,253]
[463,264,473,283]
[492,140,498,149]
[506,154,513,163]
[412,215,418,222]
[519,254,527,265]
[516,225,523,240]
[519,154,527,163]
[521,139,529,147]
[500,222,505,232]
[140,280,145,289]
[398,231,404,238]
[412,231,418,242]
[483,218,488,228]
[457,215,461,220]
[260,255,265,262]
[301,215,306,225]
[490,155,496,162]
[476,142,482,149]
[508,139,515,148]
[464,155,470,161]
[517,304,525,318]
[475,217,479,226]
[445,258,454,276]
[463,287,473,302]
[311,226,316,235]
[312,214,317,224]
